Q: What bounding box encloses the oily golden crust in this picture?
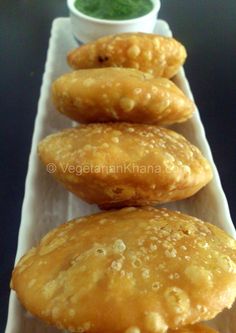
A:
[67,33,187,78]
[12,207,236,332]
[37,123,212,208]
[52,68,194,125]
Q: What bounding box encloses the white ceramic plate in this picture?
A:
[5,18,236,333]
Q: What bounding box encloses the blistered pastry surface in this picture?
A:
[12,208,236,332]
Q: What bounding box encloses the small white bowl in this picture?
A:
[67,0,161,44]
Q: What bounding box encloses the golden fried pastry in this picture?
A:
[67,33,187,78]
[38,123,212,208]
[52,68,194,125]
[12,207,236,332]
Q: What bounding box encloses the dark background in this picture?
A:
[0,0,236,331]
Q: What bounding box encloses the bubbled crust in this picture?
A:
[11,207,236,332]
[37,123,212,208]
[52,68,194,125]
[67,33,187,78]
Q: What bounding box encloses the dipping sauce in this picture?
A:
[74,0,154,20]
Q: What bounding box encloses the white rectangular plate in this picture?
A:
[5,18,236,333]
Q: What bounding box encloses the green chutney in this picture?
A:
[74,0,153,20]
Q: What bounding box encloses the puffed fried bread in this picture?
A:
[38,123,212,208]
[52,68,194,125]
[11,207,236,332]
[67,33,187,78]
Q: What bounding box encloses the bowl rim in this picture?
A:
[67,0,161,25]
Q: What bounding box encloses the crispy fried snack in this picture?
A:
[12,207,236,332]
[52,68,194,125]
[67,33,187,78]
[38,123,212,208]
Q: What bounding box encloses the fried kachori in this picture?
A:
[38,123,212,208]
[52,68,194,125]
[12,207,236,332]
[67,33,187,78]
